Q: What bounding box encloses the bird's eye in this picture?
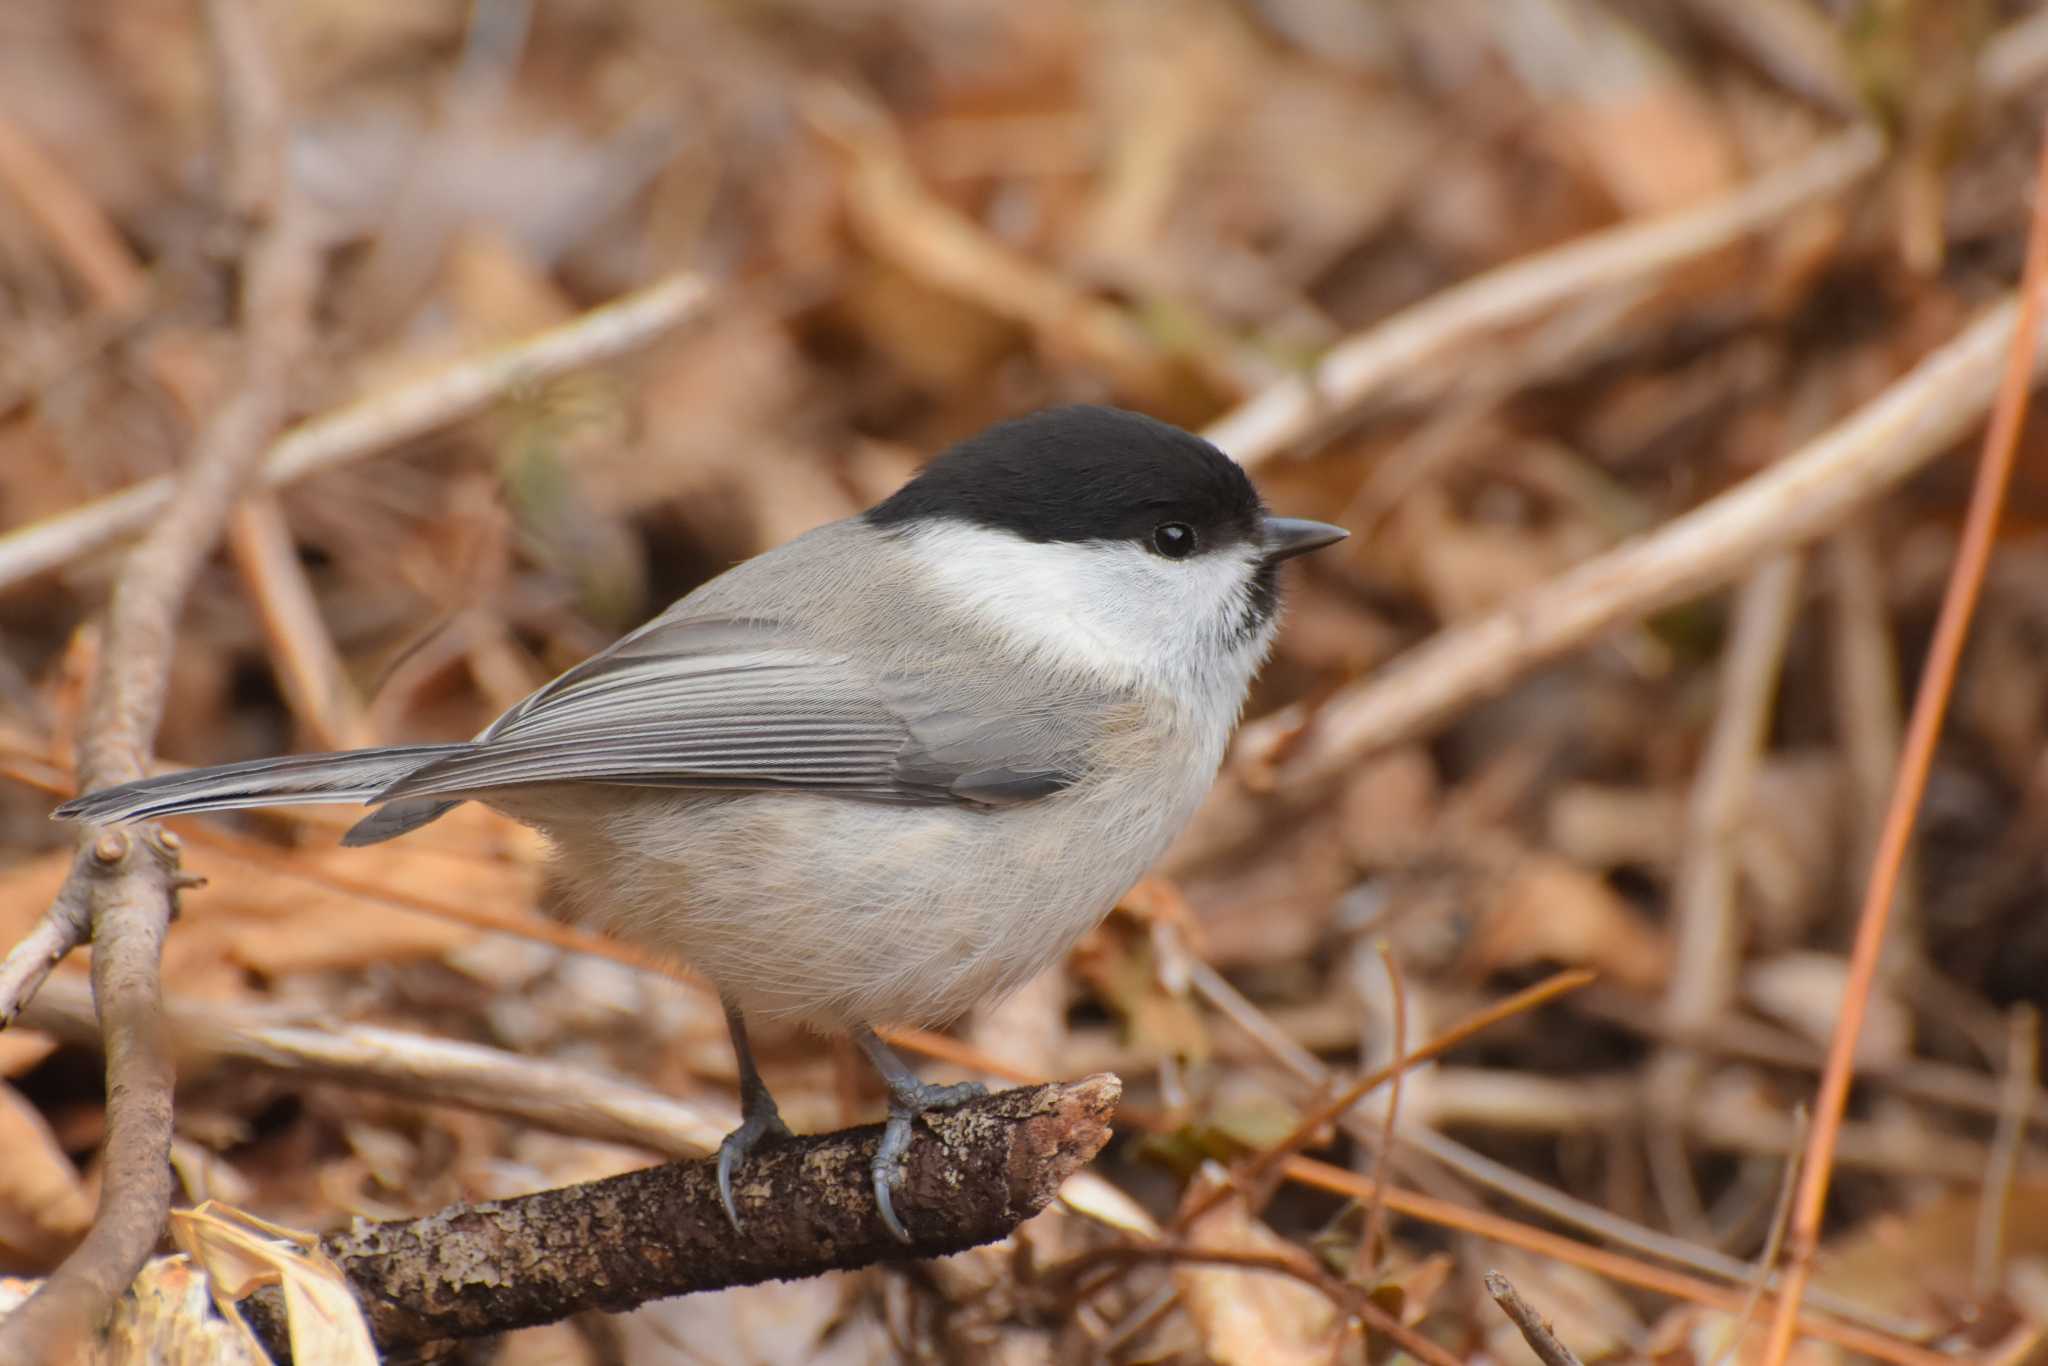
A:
[1151,522,1196,559]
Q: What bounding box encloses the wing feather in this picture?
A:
[373,614,1097,807]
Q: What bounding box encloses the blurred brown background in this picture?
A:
[5,0,2048,1360]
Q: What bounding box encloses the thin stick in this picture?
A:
[1762,118,2048,1366]
[1650,553,1804,1236]
[17,973,732,1158]
[1828,527,1911,928]
[0,112,150,314]
[1974,1007,2039,1300]
[1706,1107,1808,1366]
[0,2,318,1358]
[1355,942,1406,1276]
[1206,967,1595,1202]
[226,494,367,750]
[1484,1270,1586,1366]
[0,272,711,592]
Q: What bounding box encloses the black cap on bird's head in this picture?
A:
[865,405,1346,569]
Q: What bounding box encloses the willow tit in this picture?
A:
[56,405,1346,1241]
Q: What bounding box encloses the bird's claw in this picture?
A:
[716,1103,793,1233]
[871,1079,987,1243]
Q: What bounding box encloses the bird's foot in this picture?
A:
[872,1078,988,1243]
[716,1098,793,1233]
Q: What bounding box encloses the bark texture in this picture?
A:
[247,1075,1119,1357]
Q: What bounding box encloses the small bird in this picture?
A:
[56,405,1346,1240]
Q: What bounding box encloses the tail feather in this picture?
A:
[52,745,470,826]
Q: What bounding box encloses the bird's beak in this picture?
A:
[1260,516,1348,563]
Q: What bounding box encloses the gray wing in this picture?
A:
[373,615,1091,808]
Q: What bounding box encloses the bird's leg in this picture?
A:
[716,997,792,1232]
[850,1023,987,1243]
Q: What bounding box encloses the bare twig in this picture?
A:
[240,1077,1120,1357]
[0,272,712,593]
[1761,118,2048,1366]
[1649,553,1804,1236]
[0,2,318,1358]
[1485,1270,1586,1366]
[0,112,150,315]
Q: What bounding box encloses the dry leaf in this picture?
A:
[1465,851,1670,991]
[169,1202,377,1366]
[0,1080,91,1266]
[93,1256,269,1366]
[1057,1169,1161,1238]
[1745,951,1911,1068]
[1175,1164,1337,1366]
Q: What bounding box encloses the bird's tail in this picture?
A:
[51,745,470,835]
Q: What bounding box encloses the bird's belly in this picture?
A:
[531,786,1174,1030]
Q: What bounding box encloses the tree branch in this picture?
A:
[0,1,317,1357]
[242,1077,1121,1358]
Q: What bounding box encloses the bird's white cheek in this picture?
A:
[895,522,1273,702]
